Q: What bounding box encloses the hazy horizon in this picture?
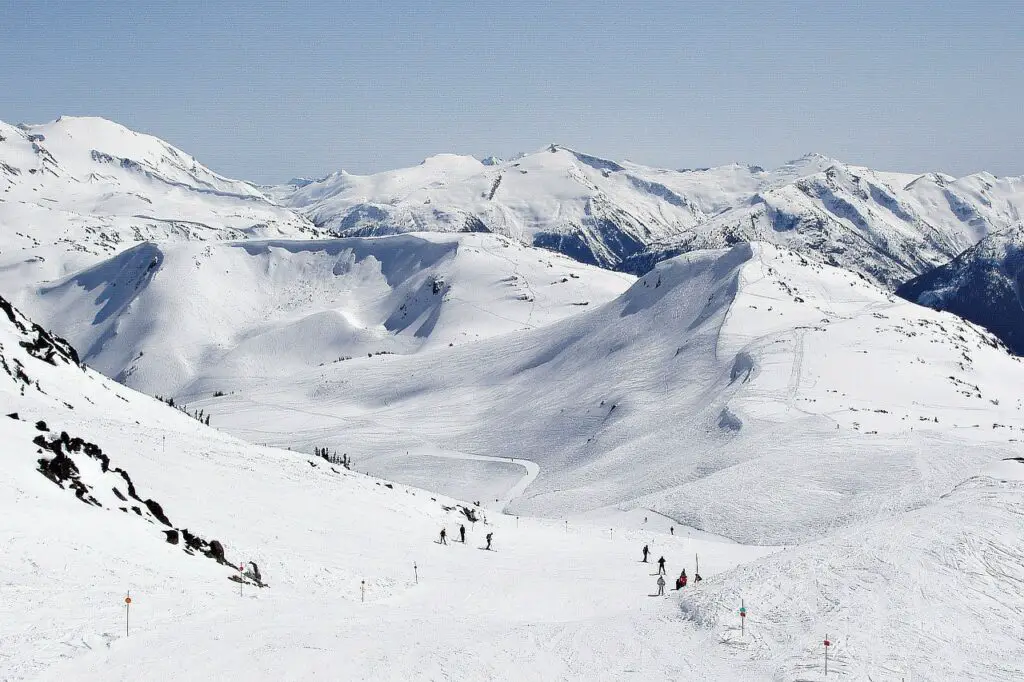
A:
[3,0,1021,183]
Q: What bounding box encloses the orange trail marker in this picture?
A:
[124,591,131,636]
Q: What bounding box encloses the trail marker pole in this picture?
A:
[414,562,418,584]
[739,600,746,637]
[824,636,831,676]
[124,592,131,637]
[695,553,699,576]
[361,580,366,603]
[564,520,568,534]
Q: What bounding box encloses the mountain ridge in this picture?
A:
[898,222,1024,353]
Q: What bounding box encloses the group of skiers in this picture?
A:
[435,524,702,594]
[644,543,701,596]
[439,524,492,551]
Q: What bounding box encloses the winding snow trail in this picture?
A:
[418,449,540,512]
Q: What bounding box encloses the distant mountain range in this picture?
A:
[274,145,1024,289]
[4,115,1024,352]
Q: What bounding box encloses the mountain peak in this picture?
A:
[416,153,484,171]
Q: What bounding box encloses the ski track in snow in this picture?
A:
[417,449,540,512]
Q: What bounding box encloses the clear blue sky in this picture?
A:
[2,0,1021,183]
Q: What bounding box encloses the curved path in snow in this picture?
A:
[419,449,539,513]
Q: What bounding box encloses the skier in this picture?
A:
[656,575,666,596]
[459,524,466,543]
[486,532,493,550]
[694,572,702,585]
[657,556,666,575]
[439,528,447,545]
[642,544,650,563]
[670,526,674,536]
[675,569,687,590]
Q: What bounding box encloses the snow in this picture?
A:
[2,293,781,681]
[5,115,1024,681]
[681,464,1024,679]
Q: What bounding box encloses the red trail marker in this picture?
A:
[824,635,831,676]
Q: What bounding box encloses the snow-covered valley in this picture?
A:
[190,242,1024,544]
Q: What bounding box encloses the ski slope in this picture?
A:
[28,232,634,396]
[4,289,1024,681]
[0,291,783,681]
[683,457,1024,680]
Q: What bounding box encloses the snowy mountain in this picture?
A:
[5,116,1022,300]
[192,242,1024,544]
[6,115,1024,679]
[29,232,633,397]
[279,146,1024,288]
[0,116,316,292]
[898,223,1024,354]
[631,162,1024,289]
